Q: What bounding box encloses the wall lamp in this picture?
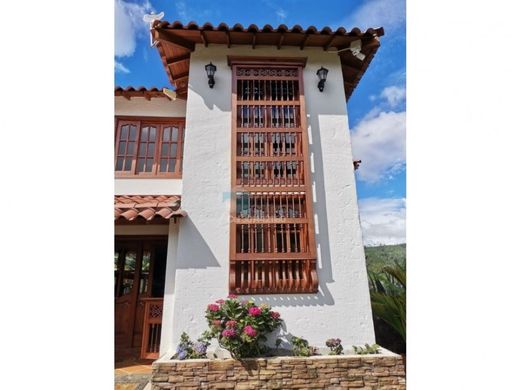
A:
[205,62,217,88]
[316,66,329,92]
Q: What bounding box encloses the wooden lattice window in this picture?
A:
[115,117,184,178]
[229,59,318,294]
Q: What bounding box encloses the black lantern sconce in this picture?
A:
[205,62,217,88]
[316,66,329,92]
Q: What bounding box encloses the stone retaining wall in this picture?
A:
[151,354,406,389]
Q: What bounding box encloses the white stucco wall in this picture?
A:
[114,179,182,196]
[160,220,180,356]
[166,45,374,351]
[115,96,186,117]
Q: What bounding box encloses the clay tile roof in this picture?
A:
[114,195,185,222]
[114,86,173,100]
[150,21,384,101]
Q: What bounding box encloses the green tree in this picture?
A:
[369,261,406,342]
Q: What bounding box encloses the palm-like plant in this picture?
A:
[369,261,406,342]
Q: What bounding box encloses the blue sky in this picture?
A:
[115,0,406,245]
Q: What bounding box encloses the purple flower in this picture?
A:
[248,306,262,317]
[222,328,236,338]
[326,338,341,348]
[243,325,257,337]
[193,342,207,355]
[177,350,187,360]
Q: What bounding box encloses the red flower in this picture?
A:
[216,299,225,304]
[222,328,236,338]
[212,320,222,327]
[227,294,238,299]
[270,311,280,319]
[207,304,220,312]
[243,325,257,337]
[226,320,237,328]
[248,306,262,317]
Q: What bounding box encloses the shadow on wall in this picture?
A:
[307,109,334,307]
[251,291,334,307]
[175,216,221,269]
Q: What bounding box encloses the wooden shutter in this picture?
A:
[229,61,318,294]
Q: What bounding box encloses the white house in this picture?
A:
[114,21,384,362]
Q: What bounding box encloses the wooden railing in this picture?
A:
[230,259,318,294]
[140,298,163,359]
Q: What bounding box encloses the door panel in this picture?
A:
[115,237,167,361]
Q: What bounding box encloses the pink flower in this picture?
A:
[207,304,220,312]
[228,294,238,299]
[212,320,222,328]
[222,329,236,338]
[248,307,262,317]
[270,311,280,319]
[216,299,225,304]
[243,325,257,337]
[226,320,237,328]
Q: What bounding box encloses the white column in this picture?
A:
[159,219,179,357]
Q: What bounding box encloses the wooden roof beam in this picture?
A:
[167,53,191,66]
[226,30,231,48]
[172,71,189,81]
[323,35,337,51]
[252,31,257,49]
[277,32,285,50]
[300,34,309,50]
[154,30,195,51]
[200,30,208,47]
[342,63,363,73]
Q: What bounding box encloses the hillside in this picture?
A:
[364,244,406,274]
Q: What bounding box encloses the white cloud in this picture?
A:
[351,110,406,183]
[358,197,406,245]
[115,61,130,74]
[115,0,153,58]
[380,85,406,107]
[175,1,190,21]
[348,0,405,31]
[276,9,287,21]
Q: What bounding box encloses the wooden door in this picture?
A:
[114,238,167,361]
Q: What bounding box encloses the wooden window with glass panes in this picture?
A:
[114,117,184,178]
[229,59,318,294]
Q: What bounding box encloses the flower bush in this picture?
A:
[173,332,209,360]
[291,336,318,357]
[353,343,381,355]
[203,296,283,358]
[325,338,343,355]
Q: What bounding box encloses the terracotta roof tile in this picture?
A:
[114,195,185,221]
[114,86,172,100]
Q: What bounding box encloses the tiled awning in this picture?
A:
[115,195,185,221]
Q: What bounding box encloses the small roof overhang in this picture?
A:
[150,21,384,101]
[115,86,172,101]
[114,195,186,222]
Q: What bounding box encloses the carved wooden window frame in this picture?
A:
[229,57,318,294]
